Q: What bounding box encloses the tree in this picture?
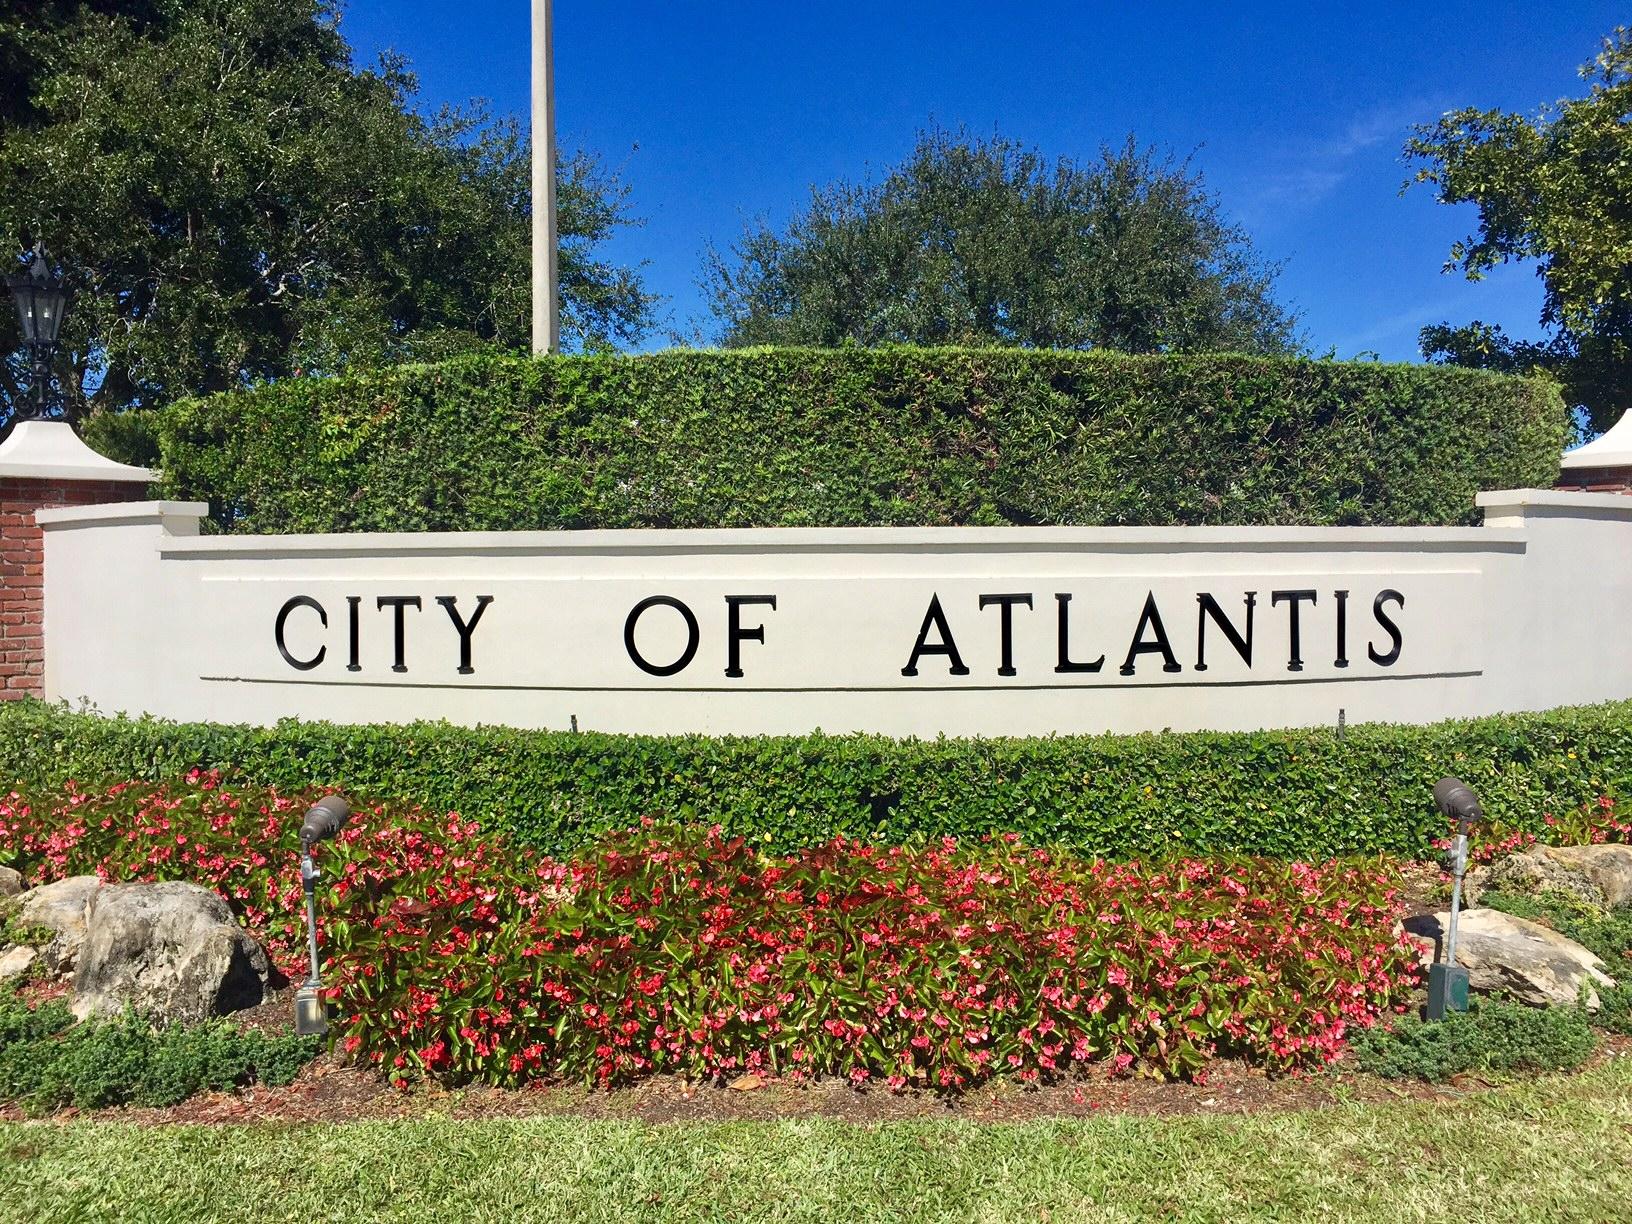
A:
[703,129,1300,355]
[0,0,656,430]
[1406,27,1632,435]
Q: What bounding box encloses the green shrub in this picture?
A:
[0,989,321,1114]
[129,349,1565,534]
[3,698,1630,859]
[1350,999,1597,1081]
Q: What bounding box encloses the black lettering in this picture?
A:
[1194,592,1255,672]
[436,595,494,675]
[1334,589,1350,668]
[1054,594,1105,674]
[376,596,422,673]
[1120,592,1182,676]
[346,596,361,672]
[1271,589,1318,673]
[901,594,970,677]
[625,596,700,677]
[979,593,1033,677]
[1368,589,1405,667]
[724,595,777,678]
[275,596,327,671]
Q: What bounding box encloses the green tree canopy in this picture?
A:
[0,0,656,429]
[1407,27,1632,435]
[703,129,1301,355]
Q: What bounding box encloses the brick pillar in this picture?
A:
[0,421,156,699]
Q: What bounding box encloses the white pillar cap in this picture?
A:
[1560,410,1632,471]
[0,420,156,483]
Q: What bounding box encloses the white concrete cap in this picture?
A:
[1560,409,1632,470]
[0,420,156,483]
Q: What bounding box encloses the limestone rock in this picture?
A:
[14,875,101,975]
[1405,907,1616,1009]
[1535,845,1632,909]
[0,866,23,897]
[71,881,270,1025]
[0,945,37,981]
[1478,844,1632,910]
[1480,850,1602,908]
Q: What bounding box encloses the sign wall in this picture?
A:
[36,492,1632,737]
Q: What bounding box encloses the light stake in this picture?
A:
[295,795,350,1037]
[1428,776,1482,1020]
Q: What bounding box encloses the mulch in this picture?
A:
[12,980,1625,1129]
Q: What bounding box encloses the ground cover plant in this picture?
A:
[4,698,1630,861]
[0,776,1420,1090]
[0,989,317,1115]
[101,348,1567,534]
[1348,997,1598,1082]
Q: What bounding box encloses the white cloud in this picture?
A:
[1240,100,1442,222]
[1331,293,1469,356]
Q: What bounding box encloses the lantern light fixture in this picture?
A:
[4,243,72,421]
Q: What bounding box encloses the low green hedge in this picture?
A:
[91,348,1568,533]
[3,700,1628,859]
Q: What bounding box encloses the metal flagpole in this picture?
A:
[531,0,560,354]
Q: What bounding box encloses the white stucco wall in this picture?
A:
[36,490,1632,737]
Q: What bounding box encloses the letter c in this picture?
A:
[275,596,327,671]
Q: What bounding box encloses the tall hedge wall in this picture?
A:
[3,700,1626,860]
[111,348,1566,533]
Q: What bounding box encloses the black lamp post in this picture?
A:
[1428,776,1483,1020]
[295,795,351,1037]
[5,243,72,421]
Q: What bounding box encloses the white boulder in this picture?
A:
[1405,907,1617,1009]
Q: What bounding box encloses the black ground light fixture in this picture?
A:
[1428,776,1483,1020]
[295,795,351,1037]
[5,242,71,420]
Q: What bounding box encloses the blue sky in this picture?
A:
[340,1,1624,359]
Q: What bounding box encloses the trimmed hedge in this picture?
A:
[3,700,1628,860]
[101,348,1567,533]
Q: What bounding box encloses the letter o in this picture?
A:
[624,596,700,677]
[275,596,328,671]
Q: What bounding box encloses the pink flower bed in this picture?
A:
[0,775,1421,1089]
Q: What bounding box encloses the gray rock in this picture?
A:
[14,875,101,975]
[71,881,270,1025]
[1405,907,1617,1009]
[1477,843,1632,910]
[0,866,23,897]
[1535,845,1632,909]
[1480,850,1603,908]
[0,945,37,981]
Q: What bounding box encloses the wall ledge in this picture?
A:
[1478,487,1632,526]
[36,500,208,534]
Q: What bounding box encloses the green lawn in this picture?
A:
[2,1060,1630,1224]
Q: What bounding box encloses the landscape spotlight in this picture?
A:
[1427,776,1482,1020]
[4,242,71,421]
[295,795,351,1037]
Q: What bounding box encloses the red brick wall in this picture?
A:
[0,478,146,699]
[1555,467,1632,494]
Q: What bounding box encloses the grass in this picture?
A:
[1,1059,1630,1223]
